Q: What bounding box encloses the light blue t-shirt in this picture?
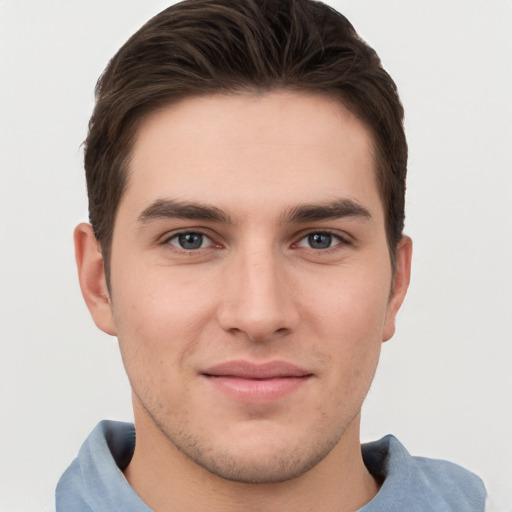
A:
[56,420,486,511]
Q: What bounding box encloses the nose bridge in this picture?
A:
[218,238,297,341]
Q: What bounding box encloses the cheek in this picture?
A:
[302,268,390,387]
[110,269,218,387]
[113,260,217,335]
[307,271,390,343]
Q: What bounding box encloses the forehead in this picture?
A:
[121,91,382,222]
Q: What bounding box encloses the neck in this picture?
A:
[124,409,379,512]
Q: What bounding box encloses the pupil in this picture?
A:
[179,233,203,249]
[309,233,332,249]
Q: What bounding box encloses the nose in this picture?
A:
[217,246,299,343]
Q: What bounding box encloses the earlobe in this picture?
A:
[74,223,117,336]
[382,235,413,342]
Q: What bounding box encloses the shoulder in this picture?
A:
[361,435,486,512]
[55,421,146,512]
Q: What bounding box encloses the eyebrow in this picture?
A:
[138,199,232,224]
[283,199,373,224]
[137,197,372,225]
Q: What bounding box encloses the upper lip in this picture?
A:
[202,360,312,379]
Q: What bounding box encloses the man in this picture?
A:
[56,0,486,510]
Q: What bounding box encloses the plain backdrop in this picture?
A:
[1,1,511,511]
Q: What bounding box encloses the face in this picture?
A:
[78,91,411,483]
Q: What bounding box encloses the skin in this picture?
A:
[75,91,412,512]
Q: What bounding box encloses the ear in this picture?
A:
[74,223,117,336]
[382,235,412,342]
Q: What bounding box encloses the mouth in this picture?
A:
[201,360,313,403]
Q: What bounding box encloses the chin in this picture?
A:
[186,444,332,484]
[163,420,348,484]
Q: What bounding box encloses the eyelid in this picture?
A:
[156,227,353,253]
[159,228,218,249]
[294,229,352,248]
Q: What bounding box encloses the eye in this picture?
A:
[167,232,213,250]
[297,232,343,250]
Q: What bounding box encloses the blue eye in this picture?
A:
[169,232,211,250]
[297,232,342,250]
[308,233,333,249]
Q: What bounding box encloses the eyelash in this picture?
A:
[161,229,350,253]
[295,231,350,251]
[163,231,215,251]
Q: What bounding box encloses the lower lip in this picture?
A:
[204,375,311,403]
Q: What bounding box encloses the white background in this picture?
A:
[1,1,511,510]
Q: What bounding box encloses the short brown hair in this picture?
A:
[84,0,407,279]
